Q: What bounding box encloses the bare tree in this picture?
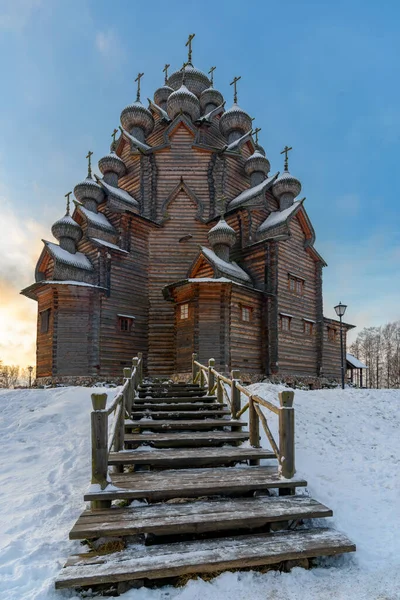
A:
[0,365,20,389]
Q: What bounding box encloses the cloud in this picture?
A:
[95,29,125,68]
[0,0,43,32]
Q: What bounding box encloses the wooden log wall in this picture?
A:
[322,323,348,380]
[197,283,230,372]
[36,287,54,377]
[230,286,263,374]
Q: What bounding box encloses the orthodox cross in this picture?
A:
[163,63,170,84]
[180,61,187,85]
[253,127,261,144]
[135,72,144,101]
[86,150,93,178]
[65,191,72,215]
[208,66,216,86]
[185,33,195,64]
[111,128,118,145]
[230,76,241,104]
[280,145,293,171]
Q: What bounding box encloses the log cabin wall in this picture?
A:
[173,285,196,373]
[36,287,54,377]
[197,283,230,372]
[277,216,319,376]
[230,286,263,375]
[322,322,348,379]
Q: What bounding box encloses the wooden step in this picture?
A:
[130,410,231,420]
[125,431,250,448]
[84,466,307,502]
[132,402,226,411]
[109,447,275,468]
[138,393,210,400]
[125,419,245,432]
[56,528,356,589]
[134,396,218,404]
[69,496,333,540]
[139,384,204,390]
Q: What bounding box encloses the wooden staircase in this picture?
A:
[55,370,355,593]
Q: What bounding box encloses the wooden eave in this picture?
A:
[21,280,106,301]
[323,316,356,331]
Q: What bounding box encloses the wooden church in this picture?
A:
[22,37,354,385]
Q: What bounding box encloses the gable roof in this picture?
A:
[257,200,304,235]
[95,177,139,208]
[227,173,279,210]
[43,241,93,271]
[74,204,116,232]
[192,247,252,285]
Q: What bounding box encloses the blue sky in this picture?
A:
[0,0,399,365]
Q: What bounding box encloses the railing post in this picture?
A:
[200,367,205,388]
[192,353,198,384]
[137,352,143,385]
[249,397,260,464]
[278,391,295,479]
[217,376,223,404]
[231,370,241,419]
[208,358,215,395]
[91,393,111,510]
[131,357,139,403]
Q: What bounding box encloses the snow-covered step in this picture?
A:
[130,409,231,420]
[125,419,245,432]
[56,528,356,589]
[124,430,250,448]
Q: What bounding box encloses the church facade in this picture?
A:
[22,41,353,385]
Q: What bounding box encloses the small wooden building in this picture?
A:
[22,51,354,385]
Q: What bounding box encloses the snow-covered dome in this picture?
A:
[154,84,174,108]
[200,87,224,113]
[167,84,200,121]
[51,214,82,244]
[219,104,253,141]
[167,64,210,98]
[272,169,302,201]
[98,152,126,178]
[74,177,105,205]
[244,150,271,178]
[120,101,154,137]
[208,217,236,249]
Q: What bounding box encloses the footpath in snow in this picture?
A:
[0,385,399,600]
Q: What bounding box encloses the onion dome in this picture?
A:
[167,64,210,98]
[98,152,126,178]
[219,104,253,141]
[167,84,200,121]
[244,150,271,178]
[74,176,105,205]
[120,101,154,137]
[272,169,302,200]
[208,217,236,249]
[51,213,82,244]
[154,85,174,108]
[200,87,224,113]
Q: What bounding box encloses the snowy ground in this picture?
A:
[0,385,399,600]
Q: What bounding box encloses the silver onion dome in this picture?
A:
[154,85,174,108]
[167,84,200,121]
[219,104,253,140]
[272,169,302,200]
[244,150,271,178]
[167,64,210,98]
[74,177,105,205]
[208,217,236,249]
[200,87,224,113]
[98,152,126,178]
[120,101,154,137]
[51,214,82,243]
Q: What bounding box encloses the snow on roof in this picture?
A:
[223,129,253,153]
[148,98,171,122]
[228,173,278,209]
[98,179,139,207]
[43,241,93,271]
[117,313,136,319]
[77,206,115,232]
[120,127,152,153]
[258,200,303,234]
[346,353,368,369]
[90,238,128,253]
[41,280,102,288]
[201,247,252,284]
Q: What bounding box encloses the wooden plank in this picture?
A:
[134,396,217,404]
[131,402,227,411]
[130,410,231,420]
[125,419,246,431]
[56,528,356,589]
[84,466,307,502]
[108,446,275,467]
[69,496,333,540]
[124,431,249,448]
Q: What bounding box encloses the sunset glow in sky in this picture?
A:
[1,0,399,367]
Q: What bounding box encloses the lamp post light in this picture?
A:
[334,302,347,389]
[28,366,33,389]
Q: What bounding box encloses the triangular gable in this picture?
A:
[188,253,216,279]
[160,178,205,223]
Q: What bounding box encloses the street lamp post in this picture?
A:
[334,302,347,389]
[28,366,33,389]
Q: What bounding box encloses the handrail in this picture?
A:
[191,353,295,479]
[90,352,143,509]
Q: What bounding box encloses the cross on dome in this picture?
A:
[163,63,170,84]
[230,76,241,104]
[65,191,72,215]
[253,127,261,144]
[208,66,216,86]
[111,128,118,144]
[280,145,293,171]
[135,72,144,102]
[86,150,93,178]
[185,33,195,64]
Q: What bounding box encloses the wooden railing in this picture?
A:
[192,353,295,479]
[90,353,143,509]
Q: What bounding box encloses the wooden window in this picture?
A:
[304,321,314,335]
[39,309,50,334]
[288,274,304,295]
[118,316,134,332]
[241,306,252,322]
[327,327,337,342]
[180,303,189,320]
[280,315,292,331]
